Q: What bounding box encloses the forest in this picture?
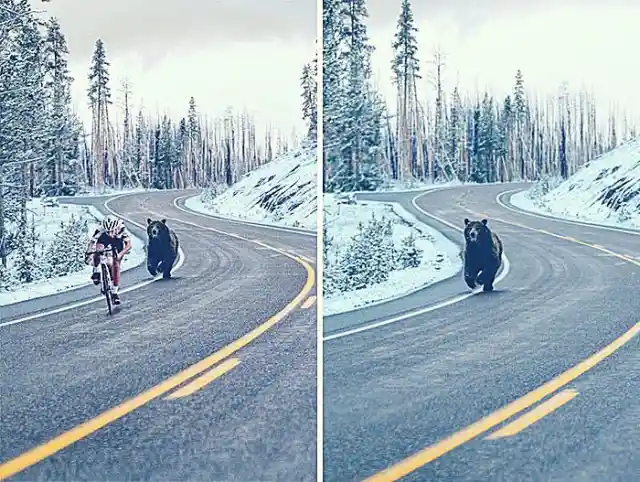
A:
[322,0,638,193]
[0,0,317,289]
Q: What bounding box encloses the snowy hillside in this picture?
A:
[0,200,145,306]
[185,147,317,230]
[323,195,461,316]
[512,138,640,229]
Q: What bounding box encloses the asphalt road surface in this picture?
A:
[324,183,639,482]
[0,190,317,481]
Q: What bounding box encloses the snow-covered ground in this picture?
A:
[323,194,462,316]
[511,137,640,229]
[74,186,163,198]
[185,147,317,230]
[0,200,146,306]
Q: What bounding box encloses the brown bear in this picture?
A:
[463,218,503,292]
[146,218,179,279]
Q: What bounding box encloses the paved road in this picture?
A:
[0,190,317,481]
[324,183,639,482]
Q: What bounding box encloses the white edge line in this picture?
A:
[175,193,317,236]
[147,201,313,278]
[323,189,512,341]
[496,189,640,236]
[1,194,186,328]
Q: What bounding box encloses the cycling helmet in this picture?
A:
[102,215,123,235]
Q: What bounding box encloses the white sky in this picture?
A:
[31,0,316,138]
[369,1,640,125]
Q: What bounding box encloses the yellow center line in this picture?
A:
[365,208,639,482]
[364,322,638,482]
[0,243,315,481]
[485,389,579,440]
[301,295,317,309]
[165,358,240,400]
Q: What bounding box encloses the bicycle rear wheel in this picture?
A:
[101,263,112,315]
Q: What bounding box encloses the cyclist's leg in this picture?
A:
[111,251,121,292]
[111,240,124,303]
[91,242,106,285]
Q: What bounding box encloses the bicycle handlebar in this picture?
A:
[86,247,115,256]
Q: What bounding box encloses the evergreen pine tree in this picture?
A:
[322,0,347,192]
[333,0,384,192]
[478,92,496,182]
[391,0,420,85]
[87,38,112,186]
[43,17,78,192]
[300,59,317,142]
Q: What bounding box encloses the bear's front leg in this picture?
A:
[481,264,499,291]
[147,258,158,276]
[464,269,477,289]
[161,258,172,279]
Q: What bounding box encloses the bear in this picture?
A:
[146,218,179,279]
[463,218,503,292]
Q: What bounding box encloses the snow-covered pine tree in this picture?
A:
[46,214,89,277]
[301,57,317,142]
[334,0,384,192]
[87,38,112,187]
[187,96,200,186]
[116,77,139,188]
[469,102,482,182]
[391,0,420,182]
[0,0,47,279]
[14,213,39,284]
[43,17,78,194]
[448,86,464,179]
[429,48,448,181]
[322,0,346,192]
[157,115,175,189]
[397,232,422,269]
[478,92,496,182]
[512,69,529,179]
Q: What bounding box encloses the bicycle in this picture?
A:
[87,246,117,315]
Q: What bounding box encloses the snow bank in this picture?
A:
[74,186,161,198]
[511,138,640,229]
[0,199,145,306]
[323,194,462,316]
[185,147,317,230]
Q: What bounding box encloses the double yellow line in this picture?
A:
[365,210,639,482]
[0,232,315,481]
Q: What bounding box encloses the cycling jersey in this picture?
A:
[91,224,130,253]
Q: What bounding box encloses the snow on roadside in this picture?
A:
[323,194,462,316]
[0,200,146,306]
[511,138,640,230]
[185,146,317,230]
[74,186,159,198]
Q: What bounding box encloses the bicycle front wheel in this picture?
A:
[101,263,112,315]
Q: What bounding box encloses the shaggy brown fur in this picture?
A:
[463,218,503,291]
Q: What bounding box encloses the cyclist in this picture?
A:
[85,215,132,305]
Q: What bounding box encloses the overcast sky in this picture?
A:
[32,0,316,136]
[368,0,640,124]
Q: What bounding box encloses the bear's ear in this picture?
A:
[147,218,152,225]
[464,218,470,225]
[161,219,167,225]
[481,219,488,225]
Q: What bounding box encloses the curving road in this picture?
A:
[0,190,317,481]
[323,183,639,482]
